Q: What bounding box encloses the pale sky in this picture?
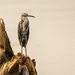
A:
[0,0,75,75]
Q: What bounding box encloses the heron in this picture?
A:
[18,13,35,56]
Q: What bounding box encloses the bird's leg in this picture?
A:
[21,43,23,55]
[25,43,27,56]
[25,46,27,56]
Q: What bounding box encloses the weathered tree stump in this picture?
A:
[0,53,37,75]
[0,18,38,75]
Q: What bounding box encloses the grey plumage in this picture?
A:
[18,17,29,47]
[18,13,35,56]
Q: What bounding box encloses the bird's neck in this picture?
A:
[21,17,28,21]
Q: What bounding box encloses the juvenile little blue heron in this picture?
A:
[18,13,35,56]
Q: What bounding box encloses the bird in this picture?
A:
[18,13,35,56]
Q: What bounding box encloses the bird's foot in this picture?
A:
[25,55,28,57]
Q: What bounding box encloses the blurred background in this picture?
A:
[0,0,75,75]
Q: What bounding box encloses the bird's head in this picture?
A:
[21,13,35,20]
[0,18,5,30]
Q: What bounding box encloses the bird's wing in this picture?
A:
[25,21,29,41]
[25,20,29,29]
[27,28,29,41]
[18,22,21,40]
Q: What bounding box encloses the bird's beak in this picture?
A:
[28,15,35,18]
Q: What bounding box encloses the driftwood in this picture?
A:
[0,18,14,61]
[0,53,37,75]
[0,18,37,75]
